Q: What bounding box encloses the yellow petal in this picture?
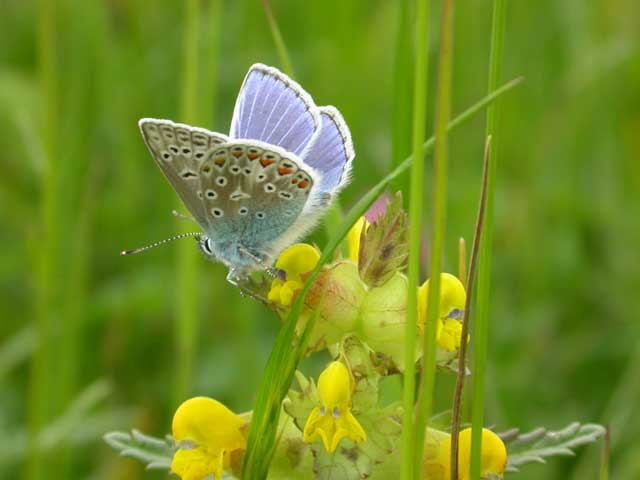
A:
[424,427,507,480]
[418,273,466,327]
[171,447,224,480]
[275,243,320,282]
[302,405,367,453]
[437,318,463,352]
[303,362,367,453]
[317,361,352,408]
[347,217,367,263]
[172,397,245,452]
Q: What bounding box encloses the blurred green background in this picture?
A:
[1,0,638,479]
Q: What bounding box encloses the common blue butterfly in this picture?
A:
[136,64,354,284]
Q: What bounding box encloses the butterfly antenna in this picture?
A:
[120,232,201,256]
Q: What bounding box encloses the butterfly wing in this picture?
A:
[196,139,321,265]
[302,106,355,196]
[229,64,321,157]
[139,118,228,229]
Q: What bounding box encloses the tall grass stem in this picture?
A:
[401,0,430,476]
[413,0,455,476]
[175,0,202,403]
[450,136,491,480]
[470,0,507,477]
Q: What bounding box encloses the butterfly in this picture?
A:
[136,63,354,284]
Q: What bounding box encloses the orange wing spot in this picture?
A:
[260,158,276,168]
[278,167,293,176]
[298,180,309,189]
[214,157,226,166]
[291,178,299,184]
[247,153,260,160]
[231,150,243,158]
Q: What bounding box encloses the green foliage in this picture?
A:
[502,422,606,473]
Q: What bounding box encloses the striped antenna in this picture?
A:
[120,232,201,256]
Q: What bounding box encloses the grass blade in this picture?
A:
[401,0,431,477]
[451,136,491,480]
[470,0,507,477]
[413,0,455,476]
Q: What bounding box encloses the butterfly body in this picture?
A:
[138,64,354,280]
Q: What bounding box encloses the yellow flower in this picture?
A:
[424,427,507,480]
[303,361,367,453]
[268,243,320,306]
[171,397,247,480]
[418,273,466,352]
[347,216,368,263]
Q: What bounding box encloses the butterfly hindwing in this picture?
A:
[197,140,316,257]
[229,64,321,157]
[139,118,229,228]
[303,106,355,195]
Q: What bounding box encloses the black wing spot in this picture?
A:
[211,208,224,218]
[182,147,191,154]
[169,146,179,154]
[181,170,198,179]
[255,211,266,219]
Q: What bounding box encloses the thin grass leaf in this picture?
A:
[402,0,431,476]
[451,136,492,480]
[470,0,508,477]
[242,80,523,479]
[502,422,606,473]
[413,0,455,476]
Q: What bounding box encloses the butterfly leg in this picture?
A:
[238,245,278,277]
[226,268,270,305]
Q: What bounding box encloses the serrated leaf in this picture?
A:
[358,192,408,287]
[103,429,175,470]
[501,422,605,472]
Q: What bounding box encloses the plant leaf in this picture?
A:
[501,422,606,472]
[103,429,175,471]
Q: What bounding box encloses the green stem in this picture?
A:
[414,0,454,476]
[470,0,507,477]
[402,0,430,477]
[451,136,491,480]
[175,0,201,404]
[391,0,414,193]
[242,78,522,479]
[27,1,59,478]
